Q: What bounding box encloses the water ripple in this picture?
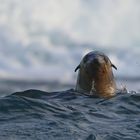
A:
[0,89,140,139]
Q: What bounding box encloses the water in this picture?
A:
[0,1,140,139]
[0,89,140,140]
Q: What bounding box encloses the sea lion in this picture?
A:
[75,51,118,98]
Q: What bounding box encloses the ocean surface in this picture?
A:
[0,0,140,139]
[0,88,140,140]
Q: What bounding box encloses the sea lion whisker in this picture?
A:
[75,65,80,72]
[111,64,117,70]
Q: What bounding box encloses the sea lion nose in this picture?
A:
[93,57,105,65]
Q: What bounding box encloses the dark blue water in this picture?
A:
[0,89,140,140]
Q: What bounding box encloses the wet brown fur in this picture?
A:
[75,51,117,98]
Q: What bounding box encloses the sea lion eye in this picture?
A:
[83,55,90,63]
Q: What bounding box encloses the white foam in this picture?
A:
[0,0,140,82]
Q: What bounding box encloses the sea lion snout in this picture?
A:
[75,51,117,98]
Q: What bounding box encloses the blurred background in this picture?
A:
[0,0,140,96]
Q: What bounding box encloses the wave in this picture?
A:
[0,26,140,82]
[0,0,140,83]
[0,89,140,139]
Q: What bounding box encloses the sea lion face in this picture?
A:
[75,51,117,98]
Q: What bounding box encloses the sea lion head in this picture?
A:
[75,51,117,98]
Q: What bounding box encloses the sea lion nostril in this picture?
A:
[103,56,109,63]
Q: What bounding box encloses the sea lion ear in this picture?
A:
[111,64,117,70]
[75,65,80,72]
